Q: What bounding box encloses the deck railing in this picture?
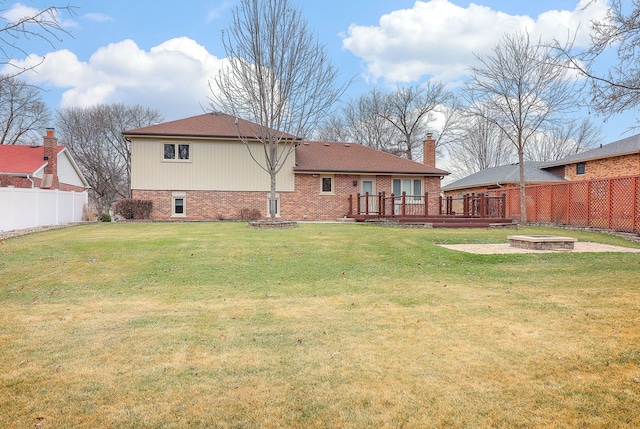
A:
[347,192,507,219]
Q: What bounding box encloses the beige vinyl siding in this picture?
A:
[131,138,295,191]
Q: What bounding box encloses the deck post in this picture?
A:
[401,192,406,216]
[364,192,370,215]
[439,195,443,215]
[356,193,361,215]
[348,194,353,216]
[380,192,386,216]
[390,193,396,217]
[424,192,429,216]
[462,194,468,216]
[501,192,507,218]
[470,193,476,216]
[479,193,486,218]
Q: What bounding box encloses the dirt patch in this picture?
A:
[439,242,640,254]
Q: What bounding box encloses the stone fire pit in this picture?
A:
[507,235,577,251]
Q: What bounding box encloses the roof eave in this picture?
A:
[294,168,448,176]
[541,149,640,168]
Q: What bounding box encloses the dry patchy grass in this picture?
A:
[0,222,639,428]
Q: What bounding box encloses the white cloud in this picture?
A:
[1,2,76,27]
[6,37,227,121]
[1,3,41,23]
[342,0,609,84]
[83,13,113,22]
[206,0,236,23]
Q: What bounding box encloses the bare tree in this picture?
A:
[552,0,640,125]
[316,87,399,152]
[313,112,352,142]
[1,3,76,81]
[464,31,578,222]
[0,74,51,144]
[56,104,163,213]
[525,118,603,162]
[445,110,516,179]
[317,85,457,162]
[379,83,453,160]
[211,0,347,219]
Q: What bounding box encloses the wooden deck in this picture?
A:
[347,192,514,228]
[350,215,516,228]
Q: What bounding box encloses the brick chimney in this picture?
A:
[423,133,436,167]
[42,128,59,189]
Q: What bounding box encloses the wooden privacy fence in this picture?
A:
[485,175,640,234]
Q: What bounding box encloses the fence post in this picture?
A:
[439,195,443,215]
[348,194,353,216]
[633,178,638,234]
[356,193,361,215]
[381,191,386,216]
[401,192,406,216]
[607,179,612,230]
[478,193,486,218]
[501,193,506,218]
[565,183,570,225]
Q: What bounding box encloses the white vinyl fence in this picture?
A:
[0,187,88,232]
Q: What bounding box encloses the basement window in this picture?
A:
[266,194,281,218]
[172,191,186,217]
[576,162,586,175]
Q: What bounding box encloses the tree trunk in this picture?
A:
[518,149,527,224]
[269,172,277,220]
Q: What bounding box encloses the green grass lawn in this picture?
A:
[1,222,639,428]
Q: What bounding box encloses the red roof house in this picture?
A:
[0,129,89,192]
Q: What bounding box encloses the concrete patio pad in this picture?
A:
[438,242,640,254]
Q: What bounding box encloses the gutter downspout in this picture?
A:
[27,174,35,188]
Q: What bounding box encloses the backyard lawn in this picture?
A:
[1,222,639,428]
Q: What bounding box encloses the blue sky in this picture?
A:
[1,0,630,142]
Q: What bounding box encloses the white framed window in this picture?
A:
[392,178,423,201]
[320,175,334,194]
[172,191,186,217]
[163,142,191,162]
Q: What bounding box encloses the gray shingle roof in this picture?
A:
[541,133,640,168]
[442,162,564,191]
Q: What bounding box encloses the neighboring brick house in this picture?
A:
[123,113,448,221]
[539,133,640,180]
[441,161,565,198]
[0,128,89,192]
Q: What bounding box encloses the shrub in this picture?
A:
[114,199,153,220]
[237,208,262,220]
[99,213,112,222]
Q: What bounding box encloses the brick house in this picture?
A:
[123,113,448,221]
[539,133,640,180]
[441,161,564,198]
[0,128,89,192]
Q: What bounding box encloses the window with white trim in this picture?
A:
[172,191,186,217]
[266,194,280,217]
[164,143,190,161]
[392,178,423,201]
